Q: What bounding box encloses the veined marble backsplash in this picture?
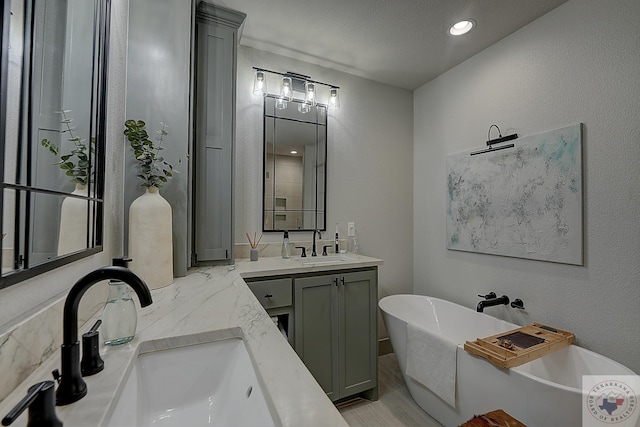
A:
[0,284,106,403]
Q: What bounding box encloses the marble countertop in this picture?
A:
[0,254,382,427]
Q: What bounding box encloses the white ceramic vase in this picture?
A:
[128,187,173,289]
[58,183,89,256]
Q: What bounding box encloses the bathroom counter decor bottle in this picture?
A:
[347,223,359,254]
[102,258,138,346]
[128,186,173,289]
[281,230,291,259]
[246,232,262,261]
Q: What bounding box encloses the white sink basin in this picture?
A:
[106,335,278,427]
[296,254,351,265]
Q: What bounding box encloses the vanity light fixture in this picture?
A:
[252,67,340,113]
[274,96,288,110]
[298,102,311,114]
[328,87,340,109]
[281,76,293,101]
[449,19,475,36]
[304,81,317,106]
[253,69,267,96]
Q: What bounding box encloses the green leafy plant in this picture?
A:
[124,119,177,188]
[40,110,94,185]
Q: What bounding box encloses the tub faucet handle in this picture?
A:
[478,292,497,299]
[511,298,525,309]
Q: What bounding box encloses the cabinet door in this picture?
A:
[193,17,236,262]
[339,270,378,398]
[294,275,339,400]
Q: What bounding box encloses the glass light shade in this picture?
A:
[305,81,316,106]
[328,87,340,109]
[253,70,267,96]
[281,76,293,101]
[275,96,288,110]
[298,102,311,114]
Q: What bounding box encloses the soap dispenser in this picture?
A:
[281,231,291,259]
[347,224,359,254]
[102,258,138,346]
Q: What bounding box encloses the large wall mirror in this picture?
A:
[263,95,327,232]
[0,0,109,288]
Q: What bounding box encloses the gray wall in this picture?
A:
[413,0,640,373]
[124,0,192,276]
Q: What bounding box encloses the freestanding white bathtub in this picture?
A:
[379,294,637,427]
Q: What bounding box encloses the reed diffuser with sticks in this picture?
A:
[246,232,262,261]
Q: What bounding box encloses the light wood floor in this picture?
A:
[338,353,443,427]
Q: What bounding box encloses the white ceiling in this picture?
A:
[209,0,568,90]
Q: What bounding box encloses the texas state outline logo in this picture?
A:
[583,376,640,426]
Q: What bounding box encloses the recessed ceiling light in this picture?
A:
[290,150,298,154]
[449,19,475,36]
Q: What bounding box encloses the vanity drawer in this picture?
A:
[247,278,292,309]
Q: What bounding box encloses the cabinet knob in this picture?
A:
[264,294,273,298]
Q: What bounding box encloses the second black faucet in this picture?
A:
[311,229,322,256]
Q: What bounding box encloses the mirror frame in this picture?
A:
[262,95,327,233]
[0,0,110,289]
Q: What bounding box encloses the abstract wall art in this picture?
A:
[446,124,583,265]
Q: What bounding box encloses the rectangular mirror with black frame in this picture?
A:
[0,0,110,289]
[263,95,326,232]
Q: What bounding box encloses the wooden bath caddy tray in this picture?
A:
[464,323,575,368]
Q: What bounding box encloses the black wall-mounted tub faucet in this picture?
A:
[476,294,510,313]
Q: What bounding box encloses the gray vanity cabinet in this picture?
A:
[193,4,245,264]
[245,277,295,346]
[294,269,378,401]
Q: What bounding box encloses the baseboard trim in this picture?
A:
[378,337,393,356]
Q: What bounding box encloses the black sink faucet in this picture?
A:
[476,293,509,313]
[54,264,152,406]
[311,230,322,257]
